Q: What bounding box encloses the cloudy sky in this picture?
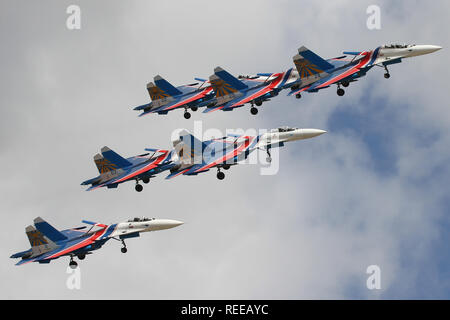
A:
[1,0,449,299]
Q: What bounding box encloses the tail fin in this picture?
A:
[147,82,171,101]
[34,217,67,242]
[25,225,57,257]
[293,46,333,79]
[213,67,248,91]
[209,74,240,99]
[173,130,205,165]
[101,147,132,168]
[94,153,117,174]
[154,75,183,96]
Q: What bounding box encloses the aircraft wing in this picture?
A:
[202,81,277,113]
[306,52,373,91]
[140,87,213,116]
[14,227,106,266]
[86,151,170,191]
[166,136,259,178]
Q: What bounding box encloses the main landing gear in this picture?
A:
[295,93,301,99]
[190,106,198,112]
[249,101,259,115]
[121,240,127,253]
[183,110,191,119]
[384,66,391,79]
[337,84,345,96]
[216,168,225,180]
[135,177,150,192]
[69,256,78,269]
[135,182,143,192]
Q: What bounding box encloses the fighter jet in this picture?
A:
[202,67,289,115]
[287,44,442,98]
[133,75,215,119]
[166,127,326,180]
[10,217,183,268]
[81,146,174,192]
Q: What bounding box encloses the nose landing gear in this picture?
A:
[384,66,391,79]
[121,240,127,253]
[266,148,272,163]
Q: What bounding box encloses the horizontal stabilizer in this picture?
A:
[82,220,107,229]
[343,51,362,55]
[101,147,132,169]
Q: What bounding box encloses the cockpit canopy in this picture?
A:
[272,126,297,133]
[127,217,155,222]
[382,44,414,49]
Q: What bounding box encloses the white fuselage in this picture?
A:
[375,44,442,65]
[256,128,327,149]
[110,219,183,238]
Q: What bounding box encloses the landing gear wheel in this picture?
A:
[142,178,150,184]
[295,93,302,99]
[69,260,78,269]
[121,247,128,253]
[191,106,198,112]
[337,88,345,96]
[135,184,143,192]
[384,73,390,79]
[255,101,262,107]
[77,254,86,260]
[184,111,191,119]
[222,164,230,170]
[342,81,349,88]
[250,107,258,115]
[217,171,225,180]
[266,157,272,163]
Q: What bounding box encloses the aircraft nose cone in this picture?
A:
[424,45,442,53]
[150,219,184,231]
[414,45,442,55]
[298,128,327,139]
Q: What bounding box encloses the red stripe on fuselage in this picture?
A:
[194,136,253,172]
[316,51,372,89]
[45,227,109,260]
[113,151,169,184]
[163,87,213,111]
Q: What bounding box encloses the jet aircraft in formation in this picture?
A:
[10,217,183,268]
[133,44,441,118]
[81,127,326,192]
